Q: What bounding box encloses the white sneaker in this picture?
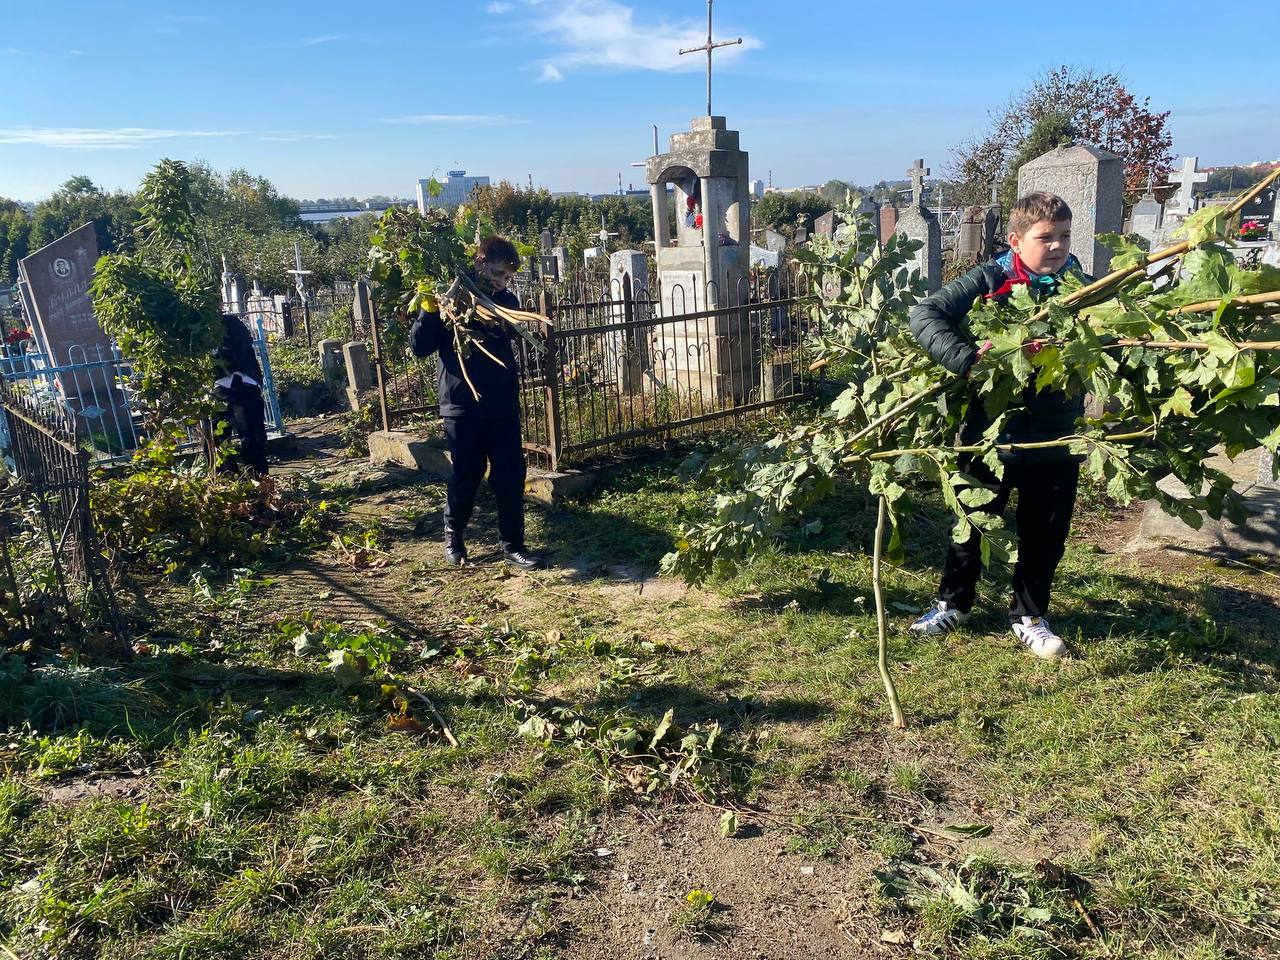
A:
[1011,616,1067,659]
[909,600,970,636]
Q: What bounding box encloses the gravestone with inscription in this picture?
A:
[814,210,836,239]
[608,250,650,393]
[17,223,132,440]
[1017,143,1124,275]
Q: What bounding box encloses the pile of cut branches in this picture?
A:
[663,172,1280,729]
[367,206,548,400]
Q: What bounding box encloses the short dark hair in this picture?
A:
[476,235,520,270]
[1009,192,1072,236]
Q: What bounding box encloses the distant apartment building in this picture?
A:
[416,170,490,212]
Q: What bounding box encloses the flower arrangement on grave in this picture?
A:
[662,174,1280,730]
[1239,219,1266,240]
[367,202,548,402]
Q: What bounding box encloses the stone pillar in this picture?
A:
[895,205,943,292]
[343,341,374,410]
[645,115,755,402]
[1017,143,1124,275]
[651,182,670,248]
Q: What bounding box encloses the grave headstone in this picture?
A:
[763,228,787,253]
[540,228,554,254]
[794,225,809,245]
[1017,143,1124,275]
[956,206,988,264]
[750,245,781,270]
[353,281,373,323]
[815,210,836,238]
[1237,181,1277,236]
[538,254,560,282]
[17,223,131,438]
[895,205,943,291]
[552,246,569,280]
[608,250,650,393]
[894,159,943,291]
[18,223,107,369]
[1131,188,1163,245]
[343,341,374,410]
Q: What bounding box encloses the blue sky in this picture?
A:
[2,0,1276,202]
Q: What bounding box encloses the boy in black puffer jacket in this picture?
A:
[907,192,1087,659]
[410,236,540,571]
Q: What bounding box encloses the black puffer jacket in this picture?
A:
[907,256,1087,462]
[410,287,522,419]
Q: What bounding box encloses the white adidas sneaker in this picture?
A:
[908,600,970,636]
[1011,616,1067,659]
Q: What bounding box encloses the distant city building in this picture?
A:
[750,179,765,200]
[416,170,490,212]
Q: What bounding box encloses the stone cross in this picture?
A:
[908,159,929,208]
[677,0,742,116]
[1167,156,1208,217]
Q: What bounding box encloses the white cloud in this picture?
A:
[258,132,339,142]
[538,63,563,83]
[301,34,344,46]
[485,2,514,11]
[381,114,523,126]
[0,126,238,150]
[528,0,761,76]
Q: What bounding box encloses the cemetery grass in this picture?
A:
[2,437,1280,958]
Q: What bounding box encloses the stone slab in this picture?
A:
[366,430,596,503]
[1125,446,1280,557]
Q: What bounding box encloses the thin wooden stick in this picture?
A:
[872,496,906,730]
[408,688,460,747]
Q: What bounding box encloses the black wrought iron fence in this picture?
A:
[370,267,818,469]
[0,379,124,647]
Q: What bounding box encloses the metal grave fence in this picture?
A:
[0,376,124,644]
[0,315,286,470]
[371,267,820,470]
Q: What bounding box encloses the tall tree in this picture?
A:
[28,177,138,254]
[950,66,1173,205]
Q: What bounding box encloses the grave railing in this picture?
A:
[0,315,286,469]
[0,377,125,647]
[369,267,822,470]
[522,269,818,471]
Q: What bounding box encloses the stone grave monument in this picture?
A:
[894,159,942,291]
[645,114,754,400]
[17,222,132,440]
[1017,143,1124,275]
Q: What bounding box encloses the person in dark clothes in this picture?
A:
[906,192,1088,659]
[213,314,269,477]
[410,236,540,570]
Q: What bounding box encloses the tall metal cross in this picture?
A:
[678,0,742,116]
[597,213,619,247]
[287,241,312,303]
[908,159,929,207]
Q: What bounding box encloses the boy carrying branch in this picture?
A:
[410,236,541,571]
[907,192,1086,658]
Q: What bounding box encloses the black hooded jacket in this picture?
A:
[409,287,522,419]
[907,254,1089,462]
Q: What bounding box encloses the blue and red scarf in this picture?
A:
[983,250,1081,300]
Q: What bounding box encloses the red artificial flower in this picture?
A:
[694,214,703,229]
[686,196,697,209]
